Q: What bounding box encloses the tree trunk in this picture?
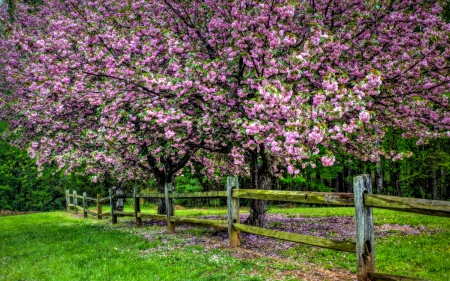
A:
[389,161,400,196]
[391,172,399,196]
[244,146,273,227]
[371,170,375,189]
[376,161,383,193]
[246,171,272,227]
[446,169,450,201]
[431,167,437,201]
[344,164,353,193]
[142,150,192,215]
[200,181,212,206]
[338,172,344,193]
[156,176,174,215]
[332,178,338,192]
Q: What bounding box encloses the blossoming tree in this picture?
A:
[0,0,235,214]
[1,0,450,225]
[157,0,450,225]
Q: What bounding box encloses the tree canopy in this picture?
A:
[0,0,449,222]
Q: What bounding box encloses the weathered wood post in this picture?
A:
[73,190,78,214]
[97,194,102,220]
[165,183,175,234]
[134,187,142,226]
[227,176,240,248]
[66,190,70,213]
[82,192,87,218]
[109,189,117,224]
[354,175,375,281]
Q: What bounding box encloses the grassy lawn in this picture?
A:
[134,204,450,280]
[0,212,272,281]
[270,207,450,280]
[1,207,449,281]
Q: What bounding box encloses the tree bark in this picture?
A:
[142,150,190,215]
[431,166,437,201]
[446,169,450,201]
[156,176,175,215]
[244,146,273,227]
[338,172,344,193]
[376,161,383,193]
[344,164,353,193]
[388,161,400,196]
[333,177,340,192]
[246,171,272,227]
[440,168,445,200]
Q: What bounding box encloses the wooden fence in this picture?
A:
[66,175,450,281]
[65,190,110,219]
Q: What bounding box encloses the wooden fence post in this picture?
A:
[73,190,78,214]
[97,194,102,220]
[165,183,175,234]
[134,187,142,226]
[354,175,375,281]
[227,176,240,248]
[109,189,117,224]
[66,190,70,213]
[82,192,87,218]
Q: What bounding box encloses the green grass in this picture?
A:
[376,232,450,280]
[269,207,450,280]
[172,205,450,280]
[3,207,449,281]
[0,212,280,281]
[102,203,450,280]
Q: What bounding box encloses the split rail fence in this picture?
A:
[66,175,450,281]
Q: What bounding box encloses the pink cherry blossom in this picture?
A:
[0,0,449,203]
[321,156,336,167]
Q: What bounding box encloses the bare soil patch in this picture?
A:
[0,210,34,216]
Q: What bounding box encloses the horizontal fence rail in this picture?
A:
[170,191,227,199]
[170,217,228,229]
[365,194,450,217]
[368,272,427,281]
[233,189,354,205]
[66,175,450,281]
[113,211,135,217]
[137,213,166,220]
[85,210,97,215]
[136,193,165,199]
[233,223,356,253]
[98,197,110,203]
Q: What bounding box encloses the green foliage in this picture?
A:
[277,175,306,189]
[172,167,230,208]
[443,0,450,23]
[175,176,203,193]
[0,122,107,211]
[379,131,450,199]
[174,175,203,207]
[0,123,62,211]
